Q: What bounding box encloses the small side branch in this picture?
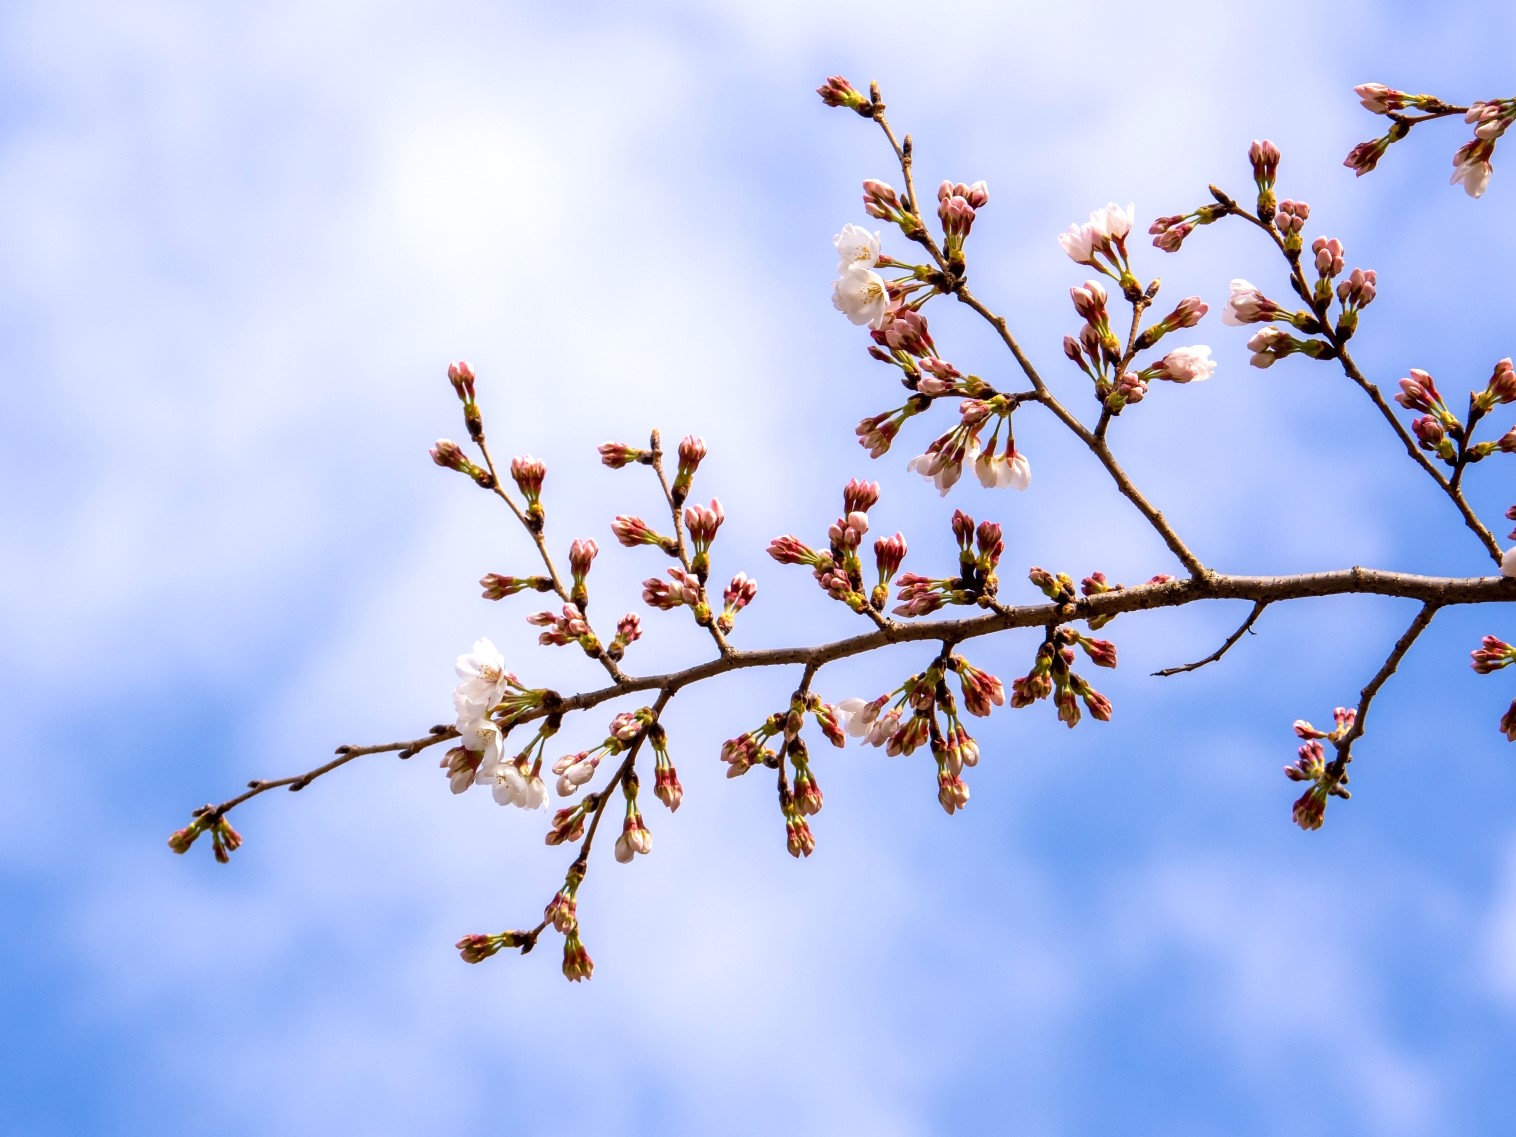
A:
[1326,601,1442,779]
[1153,600,1268,677]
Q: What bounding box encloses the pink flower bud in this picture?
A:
[598,441,645,468]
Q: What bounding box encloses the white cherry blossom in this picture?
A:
[833,223,882,273]
[1502,547,1516,578]
[1057,221,1097,265]
[479,759,548,810]
[454,637,511,718]
[1089,201,1134,244]
[832,264,891,328]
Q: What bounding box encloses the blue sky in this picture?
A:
[4,2,1516,1135]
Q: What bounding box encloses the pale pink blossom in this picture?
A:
[1502,547,1516,578]
[1222,279,1279,326]
[832,264,892,327]
[1155,346,1216,383]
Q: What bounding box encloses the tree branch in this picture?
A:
[1152,600,1268,677]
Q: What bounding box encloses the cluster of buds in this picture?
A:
[1009,619,1115,728]
[768,479,894,614]
[614,774,654,864]
[1396,364,1516,468]
[855,397,928,458]
[509,456,547,530]
[1058,201,1138,294]
[1346,83,1512,197]
[1285,709,1358,830]
[670,434,706,505]
[683,499,724,578]
[1342,84,1446,178]
[860,178,923,241]
[478,573,554,601]
[1149,202,1230,253]
[611,514,678,555]
[1078,571,1176,630]
[1273,198,1309,256]
[839,659,992,814]
[1249,139,1281,221]
[937,179,988,268]
[456,929,533,965]
[1471,635,1516,741]
[597,441,652,469]
[447,360,483,442]
[167,809,243,863]
[430,439,495,489]
[720,714,783,778]
[527,603,601,655]
[816,74,875,117]
[647,722,683,811]
[892,509,1002,616]
[867,309,986,398]
[642,566,711,621]
[717,572,757,633]
[600,613,639,662]
[544,868,582,935]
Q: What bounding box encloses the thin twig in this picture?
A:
[1153,600,1268,677]
[1325,601,1443,781]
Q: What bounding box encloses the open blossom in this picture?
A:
[1059,202,1134,265]
[1090,201,1134,245]
[454,637,511,718]
[907,440,975,496]
[834,223,882,273]
[1057,220,1097,265]
[1451,141,1494,199]
[1221,279,1279,326]
[1155,346,1216,383]
[479,760,548,810]
[832,263,892,327]
[973,446,1031,490]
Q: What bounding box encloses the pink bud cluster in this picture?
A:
[1284,709,1358,830]
[479,573,554,600]
[937,179,988,266]
[527,603,598,652]
[430,439,495,489]
[768,479,894,615]
[892,508,1002,616]
[1009,619,1115,729]
[1471,635,1516,743]
[838,655,1005,815]
[816,74,874,116]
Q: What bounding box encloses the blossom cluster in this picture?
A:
[1346,84,1516,198]
[836,653,1004,815]
[444,637,549,808]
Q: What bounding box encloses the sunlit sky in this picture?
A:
[4,2,1516,1135]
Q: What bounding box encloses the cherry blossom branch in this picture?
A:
[1207,189,1505,565]
[953,284,1209,578]
[1286,601,1443,830]
[181,569,1513,843]
[1152,600,1268,677]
